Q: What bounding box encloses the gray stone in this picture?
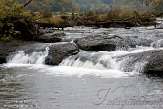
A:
[45,42,79,65]
[74,35,122,51]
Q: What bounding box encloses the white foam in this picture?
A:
[151,39,163,48]
[60,51,118,70]
[2,64,133,78]
[45,66,132,78]
[7,47,49,64]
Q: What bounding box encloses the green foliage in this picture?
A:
[14,0,163,14]
[0,0,32,41]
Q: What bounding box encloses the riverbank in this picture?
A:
[34,11,159,28]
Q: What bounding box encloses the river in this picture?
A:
[0,25,163,109]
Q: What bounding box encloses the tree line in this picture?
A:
[14,0,163,13]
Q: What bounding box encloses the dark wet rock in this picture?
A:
[35,32,65,43]
[45,42,79,65]
[0,58,6,64]
[74,35,122,51]
[116,50,163,77]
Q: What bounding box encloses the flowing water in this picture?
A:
[0,25,163,109]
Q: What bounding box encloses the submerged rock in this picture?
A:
[151,39,163,48]
[74,35,122,51]
[123,36,153,48]
[35,32,65,43]
[45,42,79,65]
[117,50,163,77]
[144,50,163,77]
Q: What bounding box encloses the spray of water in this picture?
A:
[8,47,49,64]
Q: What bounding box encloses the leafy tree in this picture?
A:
[0,0,23,41]
[0,0,34,41]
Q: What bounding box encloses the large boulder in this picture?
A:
[45,42,79,65]
[116,50,163,77]
[74,35,122,51]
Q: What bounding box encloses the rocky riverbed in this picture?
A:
[1,25,163,77]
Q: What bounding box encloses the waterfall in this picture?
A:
[60,48,162,73]
[7,47,49,64]
[60,51,118,70]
